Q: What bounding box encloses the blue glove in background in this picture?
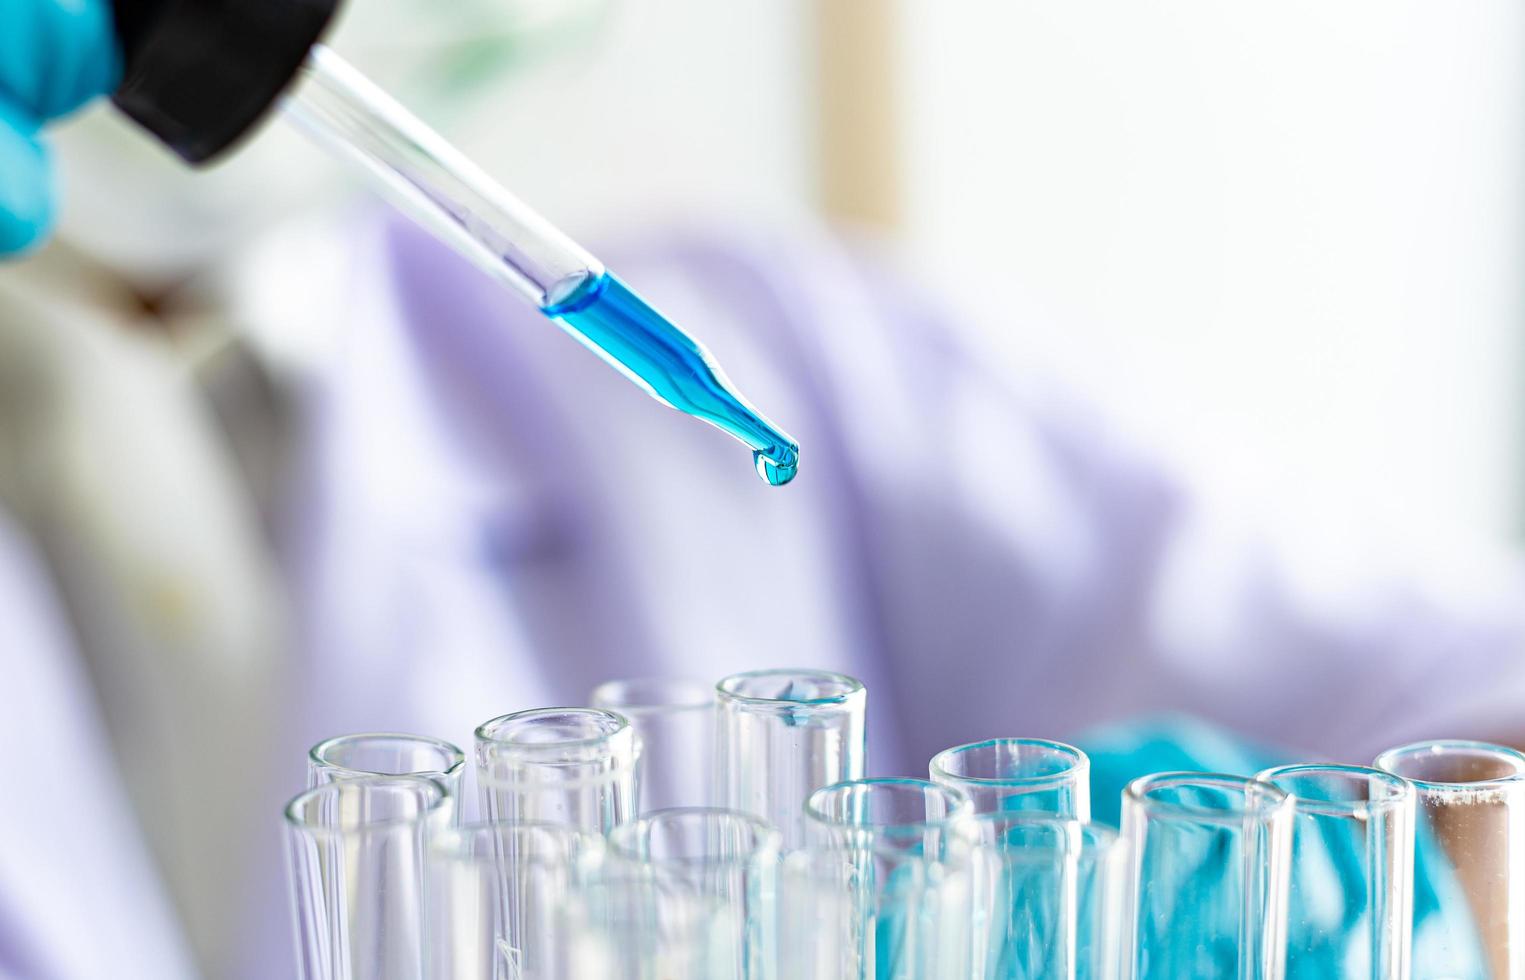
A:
[0,0,120,255]
[1076,715,1487,979]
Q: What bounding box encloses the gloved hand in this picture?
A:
[0,0,120,255]
[1076,715,1486,980]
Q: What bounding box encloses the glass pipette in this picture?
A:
[279,45,800,486]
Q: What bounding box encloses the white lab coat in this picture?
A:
[0,515,197,978]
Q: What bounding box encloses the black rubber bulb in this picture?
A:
[110,0,342,164]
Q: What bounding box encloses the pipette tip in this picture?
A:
[755,444,800,486]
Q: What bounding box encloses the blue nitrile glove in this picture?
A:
[0,0,120,255]
[1075,715,1487,980]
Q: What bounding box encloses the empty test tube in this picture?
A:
[804,778,976,980]
[965,814,1126,980]
[308,732,466,820]
[591,678,716,812]
[805,778,973,846]
[778,849,861,980]
[474,708,639,834]
[606,808,783,980]
[424,822,603,980]
[285,775,451,980]
[1121,772,1293,980]
[1255,764,1415,980]
[571,858,760,980]
[716,669,867,850]
[1376,739,1525,979]
[930,737,1092,819]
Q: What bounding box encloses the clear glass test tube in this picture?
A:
[717,669,867,850]
[1375,739,1525,980]
[779,849,861,980]
[475,708,639,834]
[1122,772,1294,980]
[605,807,783,980]
[1255,764,1415,980]
[424,821,603,980]
[570,862,762,980]
[569,874,719,980]
[804,778,976,980]
[591,678,716,812]
[308,732,466,818]
[929,738,1092,819]
[284,774,450,980]
[965,813,1127,980]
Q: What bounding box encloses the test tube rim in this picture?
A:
[475,706,636,756]
[1255,763,1416,819]
[1124,771,1291,826]
[715,668,866,711]
[605,806,783,868]
[929,736,1090,790]
[308,731,467,779]
[283,773,449,837]
[1373,738,1525,790]
[590,677,716,715]
[804,776,974,838]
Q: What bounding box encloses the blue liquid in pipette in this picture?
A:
[543,272,800,486]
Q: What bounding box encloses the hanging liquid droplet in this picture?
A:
[546,272,801,486]
[755,445,800,487]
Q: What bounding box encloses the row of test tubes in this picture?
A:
[283,669,1525,979]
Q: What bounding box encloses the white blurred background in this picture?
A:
[897,2,1525,558]
[56,0,1525,548]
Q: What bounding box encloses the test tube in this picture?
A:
[591,678,716,812]
[424,821,603,980]
[779,848,865,980]
[1375,739,1525,979]
[1254,764,1415,980]
[474,708,638,834]
[284,774,450,980]
[929,738,1092,819]
[804,778,976,980]
[605,808,783,980]
[569,869,728,980]
[716,669,867,850]
[308,732,466,819]
[965,814,1127,980]
[1121,772,1294,980]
